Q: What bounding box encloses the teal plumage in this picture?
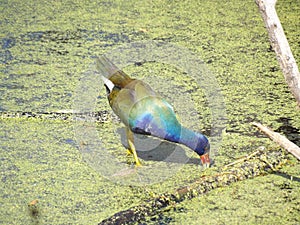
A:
[97,56,210,167]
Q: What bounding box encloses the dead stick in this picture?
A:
[252,122,300,160]
[222,148,261,168]
[99,148,286,225]
[255,0,300,107]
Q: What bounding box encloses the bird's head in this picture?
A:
[199,143,210,168]
[194,137,210,168]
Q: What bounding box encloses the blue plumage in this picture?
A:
[96,56,210,167]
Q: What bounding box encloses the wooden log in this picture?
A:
[252,122,300,160]
[99,148,286,225]
[255,0,300,107]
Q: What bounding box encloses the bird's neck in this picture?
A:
[167,126,207,154]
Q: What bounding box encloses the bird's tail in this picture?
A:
[95,56,119,78]
[95,56,133,88]
[101,75,114,93]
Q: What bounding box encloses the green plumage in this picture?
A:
[97,56,210,167]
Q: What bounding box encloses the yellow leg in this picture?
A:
[126,148,133,155]
[126,127,141,167]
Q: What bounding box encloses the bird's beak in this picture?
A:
[200,153,210,168]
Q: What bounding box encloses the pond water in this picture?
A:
[1,0,299,224]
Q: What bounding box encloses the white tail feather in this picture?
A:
[101,76,114,92]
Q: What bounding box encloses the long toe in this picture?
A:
[126,149,133,155]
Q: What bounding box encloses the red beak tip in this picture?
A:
[200,154,210,168]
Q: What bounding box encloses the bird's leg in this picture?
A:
[126,127,141,167]
[126,127,133,156]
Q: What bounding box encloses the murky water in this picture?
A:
[1,0,299,224]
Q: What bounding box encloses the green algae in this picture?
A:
[159,163,300,225]
[1,0,300,224]
[0,119,150,224]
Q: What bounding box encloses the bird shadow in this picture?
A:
[116,128,202,166]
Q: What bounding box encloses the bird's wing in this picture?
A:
[111,80,157,126]
[129,94,181,139]
[110,88,135,126]
[134,81,156,101]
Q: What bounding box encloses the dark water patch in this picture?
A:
[0,157,20,183]
[16,59,47,65]
[48,47,69,55]
[0,83,25,90]
[275,117,300,145]
[20,30,80,43]
[19,32,44,42]
[43,30,82,43]
[225,128,266,138]
[1,37,16,49]
[129,30,150,40]
[3,73,37,80]
[103,32,130,43]
[269,66,280,72]
[84,29,131,46]
[20,29,132,45]
[64,138,78,147]
[0,50,13,63]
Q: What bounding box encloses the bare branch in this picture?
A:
[255,0,300,107]
[252,122,300,160]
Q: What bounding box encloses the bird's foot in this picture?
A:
[126,157,142,167]
[126,152,142,167]
[135,160,142,167]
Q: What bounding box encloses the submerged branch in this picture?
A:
[99,148,287,225]
[0,110,115,123]
[252,122,300,160]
